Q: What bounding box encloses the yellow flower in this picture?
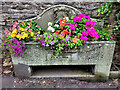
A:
[19,28,25,31]
[16,34,21,39]
[21,32,25,35]
[21,36,25,39]
[11,34,16,37]
[30,32,34,37]
[38,31,40,34]
[24,33,28,37]
[12,29,17,34]
[42,81,46,84]
[19,37,21,40]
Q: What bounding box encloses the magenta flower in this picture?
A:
[85,21,96,29]
[80,35,88,41]
[82,32,88,36]
[78,13,86,18]
[73,16,82,22]
[85,16,90,19]
[68,23,77,30]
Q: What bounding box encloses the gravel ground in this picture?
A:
[1,74,120,89]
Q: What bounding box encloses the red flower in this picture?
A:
[55,30,59,34]
[59,18,67,29]
[63,30,69,34]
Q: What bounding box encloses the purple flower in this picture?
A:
[46,39,49,42]
[3,43,5,45]
[46,44,49,47]
[55,36,57,38]
[65,37,69,42]
[8,40,11,42]
[50,33,53,35]
[61,47,64,50]
[65,43,68,46]
[47,35,50,39]
[41,44,45,47]
[49,41,55,45]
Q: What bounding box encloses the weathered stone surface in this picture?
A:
[13,64,31,77]
[11,41,116,80]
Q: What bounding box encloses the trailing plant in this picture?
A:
[96,2,120,38]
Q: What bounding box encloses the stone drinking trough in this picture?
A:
[11,5,116,81]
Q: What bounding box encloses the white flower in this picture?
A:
[54,24,59,28]
[47,26,55,32]
[48,22,53,26]
[64,17,69,21]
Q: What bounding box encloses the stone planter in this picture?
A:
[11,41,115,81]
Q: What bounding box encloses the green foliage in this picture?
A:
[96,2,120,37]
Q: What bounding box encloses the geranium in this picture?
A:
[55,30,59,34]
[59,18,67,29]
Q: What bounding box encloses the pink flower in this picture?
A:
[82,32,88,36]
[80,35,88,41]
[85,15,90,19]
[78,13,86,18]
[26,26,29,30]
[34,32,37,35]
[68,23,77,30]
[28,29,32,32]
[4,30,10,34]
[73,16,82,22]
[36,25,39,27]
[28,22,32,25]
[85,21,96,29]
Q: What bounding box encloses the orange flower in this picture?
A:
[59,18,67,29]
[55,30,59,34]
[63,30,69,34]
[72,38,78,43]
[69,32,71,36]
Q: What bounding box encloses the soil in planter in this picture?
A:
[31,65,95,77]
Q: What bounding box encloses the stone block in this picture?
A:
[13,64,32,77]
